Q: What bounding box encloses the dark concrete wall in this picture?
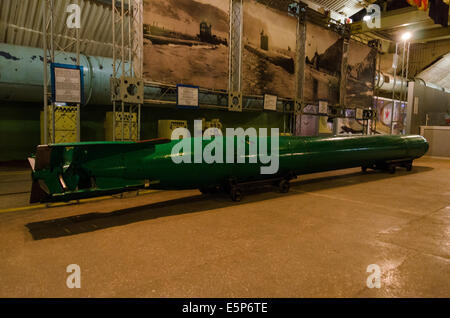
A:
[0,102,286,162]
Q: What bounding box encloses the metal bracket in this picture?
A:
[111,76,144,104]
[289,1,307,22]
[363,109,375,120]
[228,92,242,112]
[110,78,121,102]
[294,99,303,115]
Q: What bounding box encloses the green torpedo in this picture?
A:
[29,135,429,203]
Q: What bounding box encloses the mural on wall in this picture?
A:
[242,0,297,98]
[304,22,342,105]
[346,40,377,107]
[143,0,229,90]
[242,0,343,100]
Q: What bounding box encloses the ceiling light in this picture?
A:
[401,32,412,41]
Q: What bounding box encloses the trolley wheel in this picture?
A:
[230,188,242,202]
[279,180,290,193]
[406,162,413,172]
[388,164,396,174]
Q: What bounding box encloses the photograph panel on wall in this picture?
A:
[242,0,297,99]
[143,0,229,90]
[346,40,377,108]
[304,22,342,105]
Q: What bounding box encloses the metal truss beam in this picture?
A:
[228,0,243,112]
[111,0,143,141]
[42,0,81,144]
[294,1,307,135]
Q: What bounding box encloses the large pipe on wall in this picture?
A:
[375,71,408,94]
[0,43,116,105]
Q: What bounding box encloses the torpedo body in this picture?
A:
[29,135,428,203]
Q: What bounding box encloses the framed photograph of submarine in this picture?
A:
[177,84,199,109]
[143,0,229,91]
[264,94,278,111]
[242,0,297,99]
[50,63,84,104]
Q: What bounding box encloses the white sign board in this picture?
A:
[264,94,278,111]
[54,67,82,103]
[177,85,199,107]
[356,108,364,119]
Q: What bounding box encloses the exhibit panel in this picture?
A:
[304,21,342,105]
[242,0,297,98]
[345,39,377,108]
[143,0,230,90]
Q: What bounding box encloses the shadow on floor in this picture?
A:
[26,165,433,240]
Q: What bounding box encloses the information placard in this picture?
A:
[264,94,277,111]
[356,108,364,120]
[177,84,199,108]
[51,63,83,104]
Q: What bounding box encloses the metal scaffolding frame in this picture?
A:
[293,2,308,136]
[228,0,243,112]
[111,0,143,141]
[372,39,382,135]
[390,40,411,135]
[42,0,81,144]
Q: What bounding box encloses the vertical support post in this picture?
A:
[138,104,141,141]
[43,0,57,144]
[121,0,126,141]
[133,0,143,141]
[111,0,144,141]
[336,27,350,135]
[132,0,144,80]
[112,0,117,141]
[228,0,243,112]
[42,0,48,145]
[50,0,56,144]
[391,42,399,135]
[399,41,406,102]
[403,41,411,135]
[294,2,307,136]
[76,0,81,142]
[373,40,382,135]
[339,32,350,108]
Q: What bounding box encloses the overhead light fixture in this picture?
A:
[401,32,412,41]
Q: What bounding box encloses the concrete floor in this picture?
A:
[0,157,449,297]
